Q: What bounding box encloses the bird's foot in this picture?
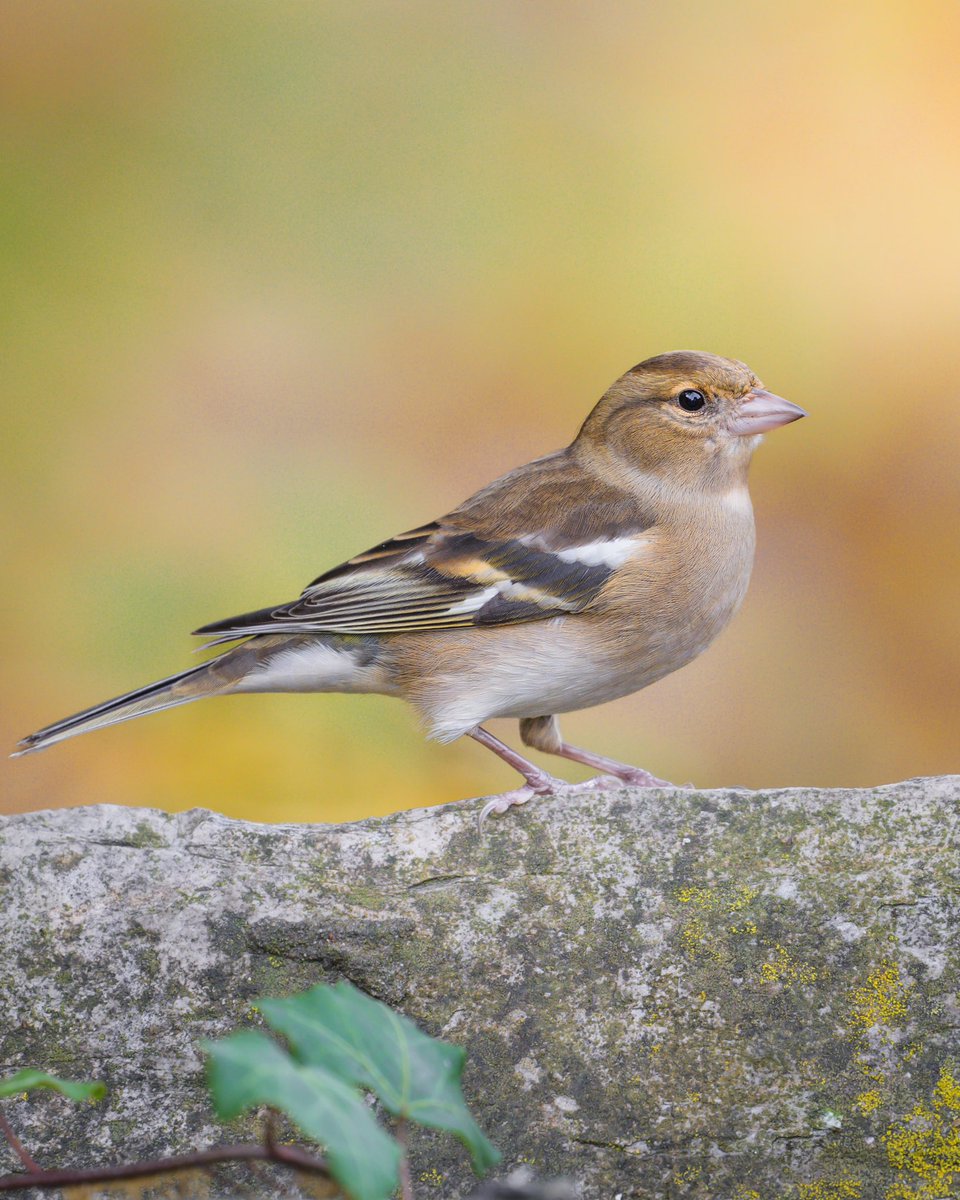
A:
[478,768,689,827]
[600,766,677,788]
[477,770,580,830]
[562,765,677,789]
[478,785,538,828]
[547,740,681,789]
[593,771,693,790]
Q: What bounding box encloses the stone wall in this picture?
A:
[1,777,958,1198]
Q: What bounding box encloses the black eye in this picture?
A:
[677,388,706,412]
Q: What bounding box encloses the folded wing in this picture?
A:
[194,449,654,642]
[194,524,625,641]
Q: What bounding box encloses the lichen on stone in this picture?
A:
[758,943,818,985]
[855,1090,883,1115]
[0,776,958,1198]
[795,1179,863,1199]
[848,962,912,1033]
[883,1068,960,1199]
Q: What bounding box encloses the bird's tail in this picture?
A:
[13,653,246,757]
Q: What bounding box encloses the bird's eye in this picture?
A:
[677,388,706,412]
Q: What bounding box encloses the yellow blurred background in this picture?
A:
[2,1,958,823]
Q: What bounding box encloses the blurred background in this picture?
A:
[2,1,958,823]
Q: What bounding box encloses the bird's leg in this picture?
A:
[552,743,675,787]
[519,716,675,788]
[468,725,567,792]
[467,725,568,824]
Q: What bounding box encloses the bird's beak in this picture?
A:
[729,388,807,436]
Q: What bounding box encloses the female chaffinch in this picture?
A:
[15,350,804,820]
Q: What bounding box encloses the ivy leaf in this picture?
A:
[0,1070,106,1103]
[205,1030,400,1200]
[260,981,500,1174]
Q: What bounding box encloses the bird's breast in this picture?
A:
[596,502,756,676]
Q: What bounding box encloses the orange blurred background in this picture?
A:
[2,1,958,823]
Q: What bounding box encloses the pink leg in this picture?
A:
[467,726,570,826]
[551,742,673,788]
[519,715,676,788]
[468,726,566,792]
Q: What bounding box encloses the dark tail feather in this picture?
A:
[13,660,221,757]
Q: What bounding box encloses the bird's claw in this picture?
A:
[586,774,626,791]
[478,785,537,830]
[590,770,677,789]
[476,768,685,832]
[616,768,676,787]
[476,771,574,830]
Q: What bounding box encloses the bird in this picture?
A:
[15,350,805,821]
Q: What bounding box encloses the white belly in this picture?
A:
[411,616,714,742]
[408,550,753,742]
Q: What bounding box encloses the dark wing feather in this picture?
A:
[193,449,654,642]
[193,527,615,640]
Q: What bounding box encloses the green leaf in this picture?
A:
[0,1070,106,1103]
[260,981,500,1174]
[205,1030,400,1200]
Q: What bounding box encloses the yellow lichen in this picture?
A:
[733,1190,761,1200]
[855,1089,883,1115]
[418,1168,444,1186]
[882,1067,960,1199]
[796,1181,862,1199]
[758,944,818,985]
[728,884,759,911]
[679,914,721,960]
[933,1068,960,1113]
[730,918,759,935]
[675,883,758,959]
[675,883,758,911]
[853,1053,886,1084]
[848,962,911,1032]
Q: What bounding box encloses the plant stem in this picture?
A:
[0,1113,40,1174]
[264,1108,279,1152]
[0,1141,331,1193]
[395,1117,414,1200]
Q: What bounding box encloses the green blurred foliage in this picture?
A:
[2,1,958,822]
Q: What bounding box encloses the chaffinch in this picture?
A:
[15,350,805,820]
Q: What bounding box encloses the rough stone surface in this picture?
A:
[1,777,959,1200]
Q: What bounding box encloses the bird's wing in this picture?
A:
[193,450,654,642]
[193,522,623,640]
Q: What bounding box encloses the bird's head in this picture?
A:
[576,350,805,490]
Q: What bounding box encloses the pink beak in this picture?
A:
[729,388,807,436]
